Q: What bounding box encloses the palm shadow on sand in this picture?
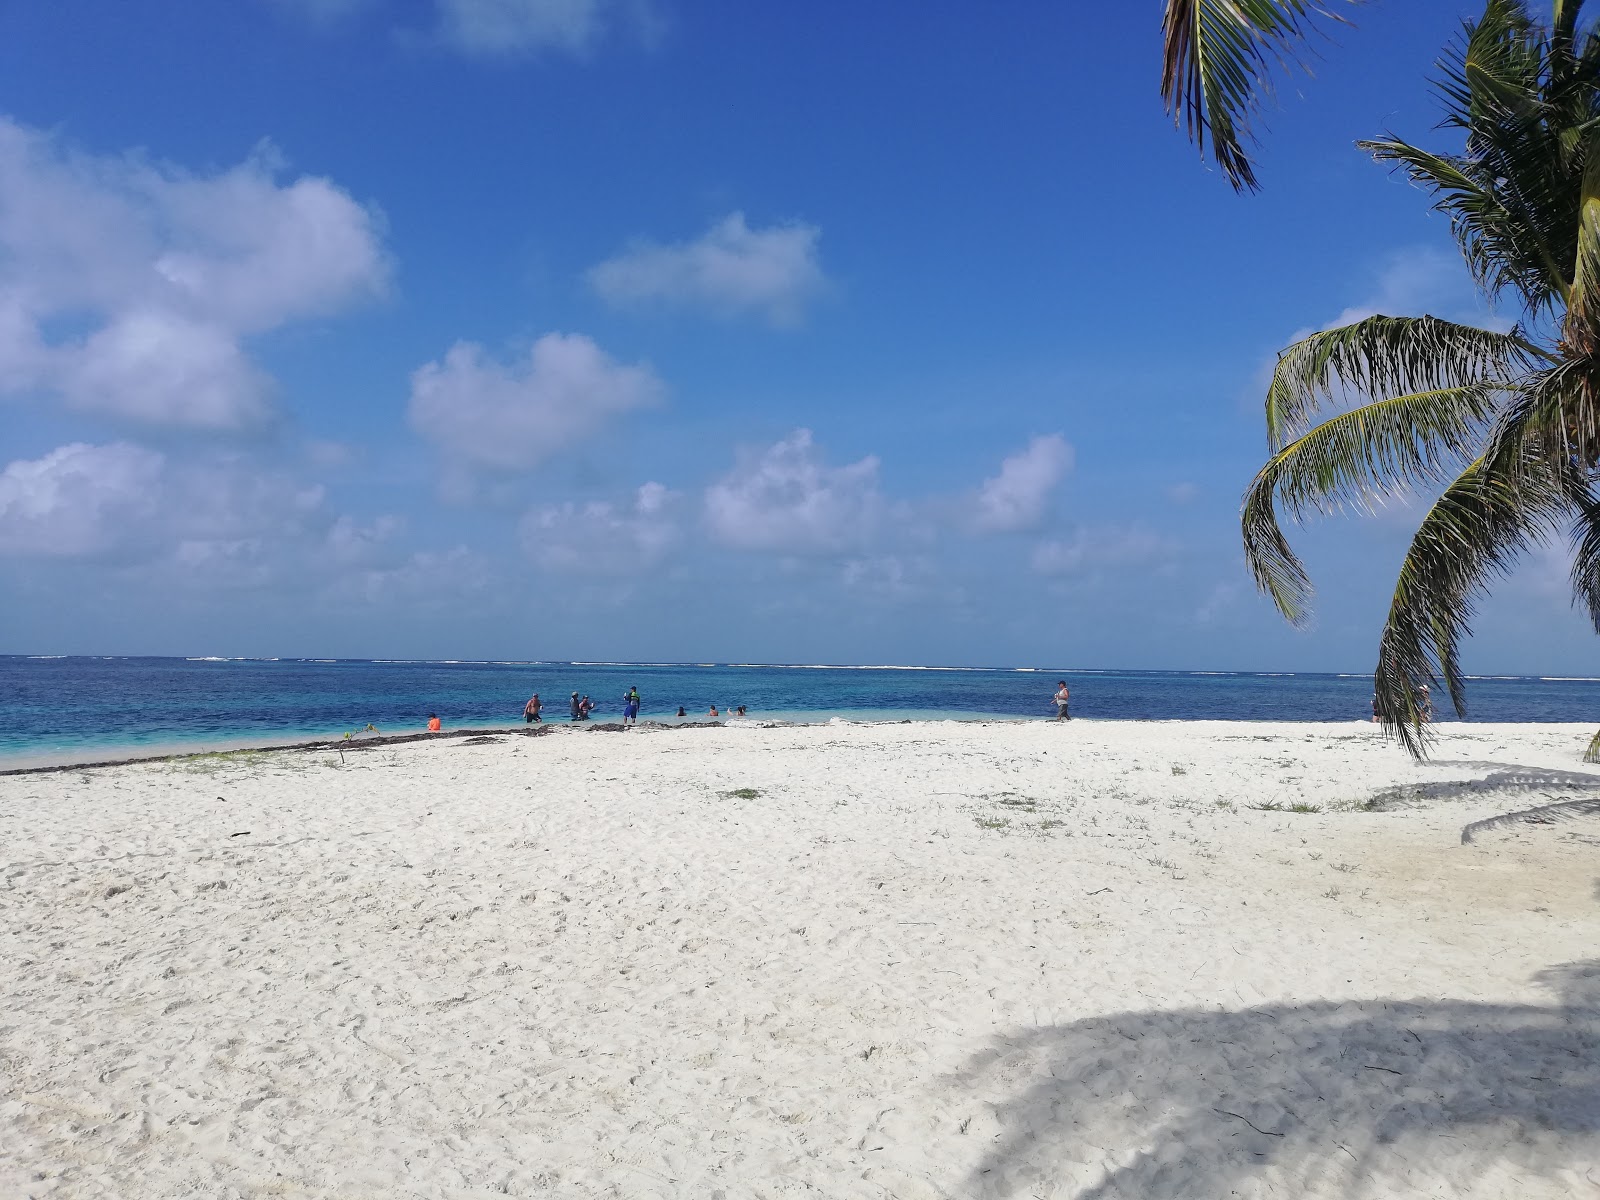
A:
[952,961,1600,1199]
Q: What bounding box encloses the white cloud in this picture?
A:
[970,434,1073,533]
[436,0,635,55]
[0,442,327,563]
[408,333,664,472]
[1328,247,1489,330]
[588,212,826,325]
[705,429,881,552]
[521,481,679,573]
[1032,525,1173,577]
[1167,481,1199,505]
[0,442,165,558]
[0,119,388,430]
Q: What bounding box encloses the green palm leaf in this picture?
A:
[1244,384,1504,623]
[1236,2,1600,762]
[1161,0,1355,192]
[1373,451,1589,754]
[1264,316,1537,451]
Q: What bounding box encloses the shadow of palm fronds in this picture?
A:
[1460,797,1600,843]
[951,962,1600,1199]
[1366,760,1600,811]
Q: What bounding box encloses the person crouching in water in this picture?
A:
[1052,681,1071,721]
[524,694,542,724]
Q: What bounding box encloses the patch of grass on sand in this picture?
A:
[973,815,1010,830]
[1251,799,1322,814]
[1038,818,1064,831]
[170,749,274,775]
[722,787,762,800]
[994,795,1038,812]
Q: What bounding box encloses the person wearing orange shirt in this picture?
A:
[426,713,441,732]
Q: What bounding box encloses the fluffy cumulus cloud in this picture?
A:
[521,481,679,573]
[0,441,328,564]
[970,434,1073,533]
[408,333,664,472]
[0,443,166,558]
[705,429,881,553]
[0,119,388,430]
[588,212,826,325]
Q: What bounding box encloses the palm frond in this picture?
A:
[1483,356,1600,485]
[1571,501,1600,630]
[1362,138,1575,313]
[1243,384,1503,623]
[1265,315,1537,450]
[1373,451,1589,755]
[1362,2,1595,316]
[1161,0,1354,193]
[1563,127,1600,348]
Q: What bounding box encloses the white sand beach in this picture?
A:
[2,719,1596,1199]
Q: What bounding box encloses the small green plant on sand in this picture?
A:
[722,787,761,800]
[1038,818,1064,831]
[1170,765,1187,776]
[338,724,381,764]
[973,815,1010,830]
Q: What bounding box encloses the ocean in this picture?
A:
[3,655,1598,768]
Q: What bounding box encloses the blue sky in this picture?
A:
[0,0,1592,674]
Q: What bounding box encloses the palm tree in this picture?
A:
[1161,1,1357,192]
[1240,0,1600,755]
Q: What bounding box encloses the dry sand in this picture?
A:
[1,719,1596,1199]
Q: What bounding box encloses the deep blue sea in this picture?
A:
[3,655,1599,767]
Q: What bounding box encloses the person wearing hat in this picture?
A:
[569,692,582,721]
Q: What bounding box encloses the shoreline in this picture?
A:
[6,713,1600,776]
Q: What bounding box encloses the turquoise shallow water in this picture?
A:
[4,655,1598,767]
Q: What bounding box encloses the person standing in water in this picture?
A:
[523,694,542,724]
[1052,681,1071,721]
[569,692,582,721]
[622,686,640,726]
